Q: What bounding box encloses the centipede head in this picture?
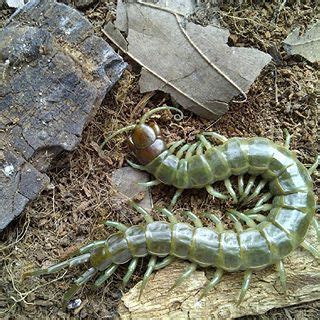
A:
[102,106,184,165]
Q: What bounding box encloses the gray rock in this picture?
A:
[111,167,153,213]
[74,0,97,9]
[0,0,126,231]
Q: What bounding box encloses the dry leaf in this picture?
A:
[283,21,320,63]
[103,1,271,119]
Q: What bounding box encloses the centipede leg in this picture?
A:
[300,240,320,258]
[276,260,287,293]
[255,192,272,208]
[206,185,228,201]
[243,180,267,204]
[237,270,252,305]
[308,155,319,175]
[247,214,267,222]
[130,201,154,223]
[244,203,273,215]
[105,221,128,233]
[159,208,178,223]
[198,135,213,150]
[185,142,200,159]
[183,211,203,227]
[312,218,320,241]
[204,213,224,233]
[176,143,191,159]
[63,267,97,306]
[155,256,176,270]
[239,176,256,203]
[284,129,291,149]
[224,178,238,203]
[238,175,244,197]
[69,240,107,257]
[139,256,157,299]
[229,210,256,228]
[123,258,138,286]
[199,268,223,300]
[168,139,186,153]
[202,132,228,143]
[228,212,243,232]
[170,188,183,209]
[126,159,145,171]
[138,180,161,187]
[170,262,197,291]
[94,264,118,287]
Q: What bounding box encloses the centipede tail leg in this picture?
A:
[169,188,183,209]
[237,270,252,305]
[63,267,97,307]
[300,240,320,258]
[224,178,238,203]
[170,263,197,291]
[126,159,145,171]
[94,264,118,287]
[276,260,287,293]
[123,258,138,286]
[139,256,157,299]
[199,268,223,300]
[155,256,176,270]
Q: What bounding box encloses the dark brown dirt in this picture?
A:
[0,1,319,319]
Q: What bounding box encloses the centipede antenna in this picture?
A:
[224,178,238,203]
[237,270,252,305]
[101,124,136,149]
[170,262,197,291]
[139,256,157,299]
[199,268,223,300]
[94,264,118,287]
[129,200,154,223]
[155,256,175,270]
[140,106,184,124]
[182,211,203,227]
[105,221,128,233]
[308,155,319,175]
[276,260,287,293]
[169,188,183,209]
[123,258,138,286]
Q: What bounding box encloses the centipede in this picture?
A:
[24,106,319,306]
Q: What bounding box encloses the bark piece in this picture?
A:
[118,230,320,319]
[111,167,152,212]
[283,21,320,63]
[0,0,126,231]
[105,1,271,119]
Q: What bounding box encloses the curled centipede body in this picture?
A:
[25,106,319,306]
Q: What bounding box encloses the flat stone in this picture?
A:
[111,167,153,212]
[0,0,126,231]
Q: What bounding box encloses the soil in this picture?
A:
[0,1,319,319]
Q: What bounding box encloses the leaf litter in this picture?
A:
[103,0,271,119]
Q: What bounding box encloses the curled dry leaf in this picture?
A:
[103,0,271,119]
